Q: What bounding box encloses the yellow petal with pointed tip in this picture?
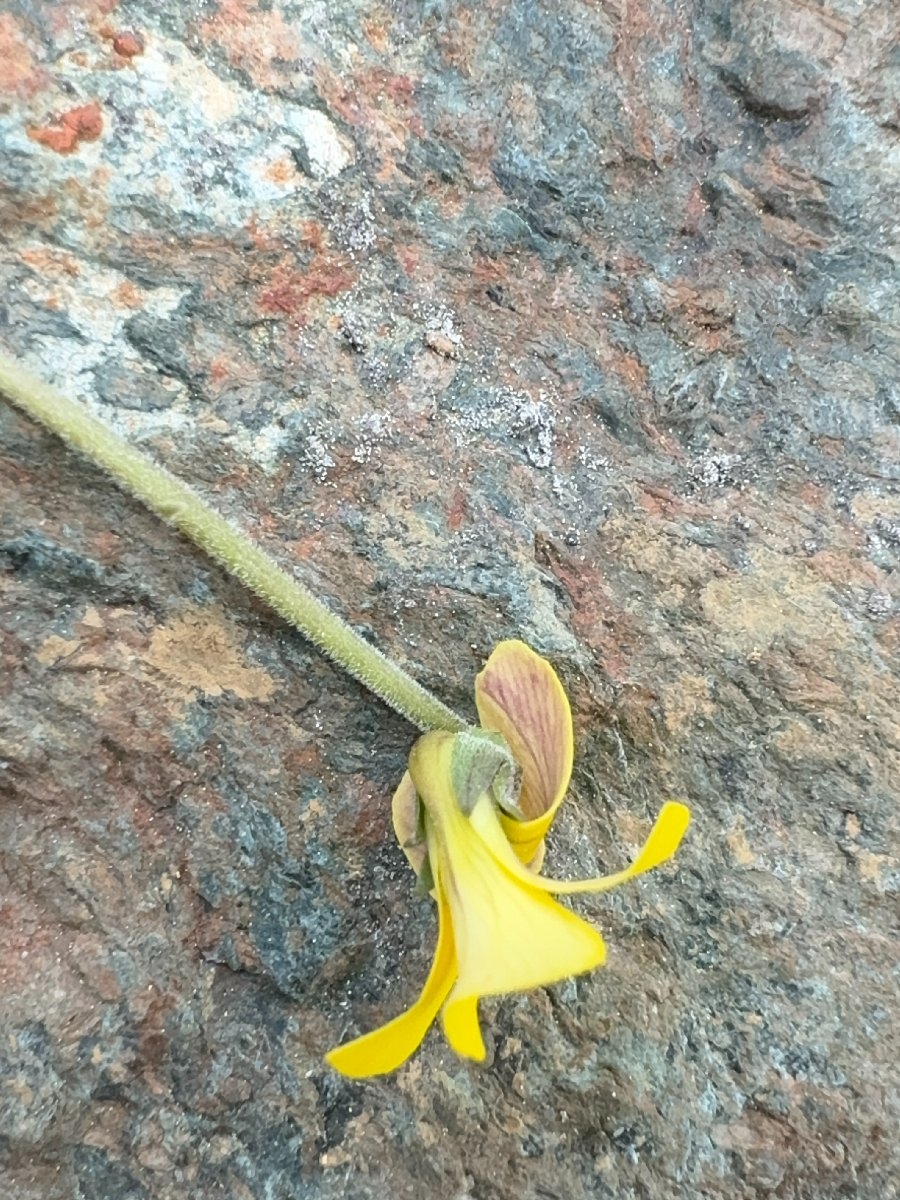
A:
[472,795,691,896]
[325,884,456,1078]
[475,641,573,834]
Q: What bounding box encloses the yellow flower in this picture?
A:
[326,641,690,1077]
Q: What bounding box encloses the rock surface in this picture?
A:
[1,1,899,1197]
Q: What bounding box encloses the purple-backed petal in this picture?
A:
[475,641,574,851]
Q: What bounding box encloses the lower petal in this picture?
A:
[443,825,607,1002]
[441,994,486,1061]
[325,887,457,1078]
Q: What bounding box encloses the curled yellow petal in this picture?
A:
[498,809,549,868]
[472,794,691,896]
[325,885,456,1078]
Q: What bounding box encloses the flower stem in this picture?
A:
[0,350,465,732]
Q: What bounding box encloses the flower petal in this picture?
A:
[498,810,549,869]
[391,769,427,877]
[412,733,606,1012]
[474,641,574,825]
[443,846,607,1007]
[441,993,486,1061]
[471,794,691,896]
[325,885,456,1078]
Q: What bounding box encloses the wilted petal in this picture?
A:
[325,883,456,1078]
[391,769,427,877]
[475,640,574,860]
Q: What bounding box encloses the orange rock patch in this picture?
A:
[28,102,104,154]
[258,257,355,316]
[111,29,144,57]
[100,23,144,58]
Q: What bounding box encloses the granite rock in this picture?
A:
[1,2,899,1198]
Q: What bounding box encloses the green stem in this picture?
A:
[0,350,465,733]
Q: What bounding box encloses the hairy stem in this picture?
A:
[0,350,465,732]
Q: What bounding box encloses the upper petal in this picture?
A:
[475,641,574,848]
